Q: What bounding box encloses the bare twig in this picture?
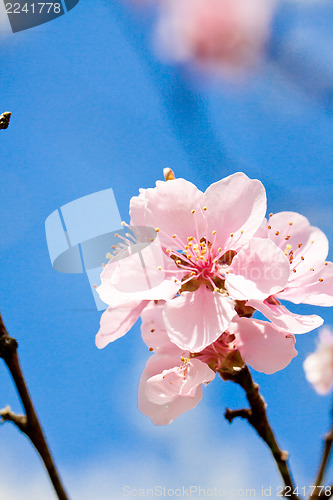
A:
[0,111,11,130]
[0,312,70,500]
[221,365,301,500]
[0,405,27,432]
[310,416,333,499]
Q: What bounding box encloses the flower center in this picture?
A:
[166,234,233,293]
[192,332,239,372]
[155,207,239,294]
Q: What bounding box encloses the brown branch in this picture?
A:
[0,312,70,500]
[310,420,333,499]
[0,111,11,130]
[221,365,301,500]
[225,408,252,422]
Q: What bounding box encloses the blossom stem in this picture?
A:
[221,365,300,499]
[0,111,11,130]
[0,312,70,500]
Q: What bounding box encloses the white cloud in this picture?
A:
[0,406,286,500]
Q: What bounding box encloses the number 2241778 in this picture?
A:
[5,3,61,14]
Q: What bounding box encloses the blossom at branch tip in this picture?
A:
[155,0,276,76]
[94,172,333,425]
[304,327,333,395]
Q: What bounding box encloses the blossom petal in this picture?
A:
[97,240,181,308]
[204,172,266,251]
[234,317,298,374]
[129,189,147,226]
[279,261,333,307]
[141,301,179,352]
[102,239,170,293]
[97,275,181,309]
[226,238,290,300]
[145,358,215,404]
[267,212,329,272]
[95,301,148,349]
[163,286,235,352]
[143,179,206,249]
[138,354,204,425]
[248,299,324,334]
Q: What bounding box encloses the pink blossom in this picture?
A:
[139,352,215,425]
[139,301,215,425]
[248,212,333,334]
[138,301,297,424]
[155,0,275,76]
[304,327,333,395]
[97,172,292,353]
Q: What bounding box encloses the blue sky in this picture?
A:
[1,1,333,498]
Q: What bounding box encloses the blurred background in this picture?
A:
[0,0,333,498]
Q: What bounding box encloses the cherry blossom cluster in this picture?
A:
[96,172,333,424]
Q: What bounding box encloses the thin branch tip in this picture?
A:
[221,365,300,499]
[0,405,28,432]
[224,407,252,423]
[0,312,70,500]
[0,111,11,130]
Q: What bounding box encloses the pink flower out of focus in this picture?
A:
[304,327,333,395]
[156,0,275,76]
